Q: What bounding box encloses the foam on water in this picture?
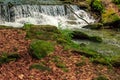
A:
[0,5,95,29]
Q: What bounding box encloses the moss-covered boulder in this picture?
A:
[29,63,51,71]
[72,30,102,43]
[72,31,89,39]
[24,25,59,40]
[83,23,103,29]
[29,40,54,59]
[0,53,20,65]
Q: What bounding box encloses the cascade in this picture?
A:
[0,4,95,28]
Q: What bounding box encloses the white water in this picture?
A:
[0,5,95,29]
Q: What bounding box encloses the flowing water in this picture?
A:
[0,4,95,28]
[74,29,120,57]
[0,2,119,57]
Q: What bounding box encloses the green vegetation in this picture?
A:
[56,62,68,72]
[72,30,103,43]
[0,25,13,29]
[0,53,20,65]
[83,23,103,29]
[29,63,51,71]
[72,44,120,66]
[75,61,86,67]
[29,40,54,59]
[24,25,59,40]
[52,56,68,72]
[112,0,120,4]
[23,24,120,67]
[52,56,61,63]
[93,75,109,80]
[23,23,32,31]
[91,0,104,13]
[76,56,86,67]
[102,9,120,23]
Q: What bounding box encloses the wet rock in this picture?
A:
[72,30,102,43]
[83,23,103,29]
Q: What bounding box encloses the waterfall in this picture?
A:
[0,4,95,28]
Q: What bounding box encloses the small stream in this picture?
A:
[74,29,120,57]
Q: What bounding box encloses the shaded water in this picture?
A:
[74,29,120,57]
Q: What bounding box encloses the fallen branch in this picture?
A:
[65,4,90,25]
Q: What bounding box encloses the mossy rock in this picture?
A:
[104,19,120,29]
[24,25,60,40]
[71,49,98,58]
[111,58,120,67]
[72,31,102,43]
[83,23,103,29]
[0,53,20,65]
[93,75,109,80]
[89,36,102,43]
[29,40,54,59]
[29,63,51,71]
[72,31,89,39]
[0,25,14,29]
[24,24,58,32]
[78,2,90,9]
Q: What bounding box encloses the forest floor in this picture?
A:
[0,29,120,80]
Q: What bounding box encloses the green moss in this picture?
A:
[56,62,68,72]
[72,31,103,43]
[23,23,32,30]
[52,56,68,72]
[91,0,105,13]
[0,53,20,65]
[102,9,120,23]
[112,0,120,4]
[83,23,103,29]
[25,25,59,40]
[72,30,89,39]
[29,63,51,71]
[89,36,102,43]
[76,61,86,66]
[72,49,98,58]
[0,25,14,29]
[56,62,66,68]
[52,56,61,63]
[93,75,109,80]
[29,40,54,59]
[91,57,112,66]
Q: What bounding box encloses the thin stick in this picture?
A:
[65,4,90,24]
